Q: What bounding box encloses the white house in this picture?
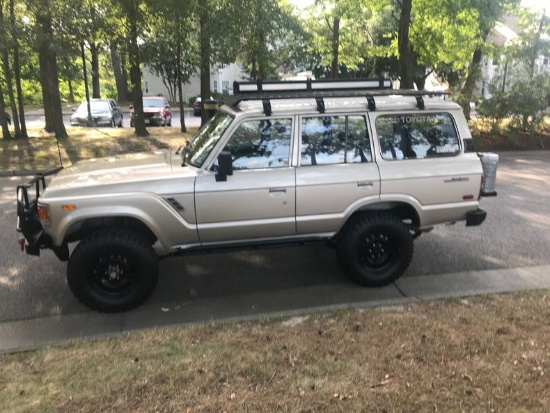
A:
[478,19,550,99]
[142,63,247,103]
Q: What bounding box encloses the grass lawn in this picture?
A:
[0,291,548,412]
[0,126,195,172]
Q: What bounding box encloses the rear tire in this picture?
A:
[67,229,159,312]
[336,213,413,287]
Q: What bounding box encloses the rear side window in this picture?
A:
[375,113,460,160]
[300,115,372,166]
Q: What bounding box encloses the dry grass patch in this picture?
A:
[1,291,549,412]
[0,127,195,172]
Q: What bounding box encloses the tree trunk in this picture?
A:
[121,52,130,101]
[330,17,340,78]
[110,43,128,103]
[199,4,211,126]
[128,20,148,137]
[81,42,92,125]
[398,0,414,89]
[0,3,21,138]
[67,79,75,103]
[36,0,68,139]
[0,83,12,139]
[90,42,100,98]
[12,0,27,138]
[460,48,483,119]
[177,41,186,133]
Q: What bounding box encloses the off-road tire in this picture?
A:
[67,228,159,313]
[336,213,413,287]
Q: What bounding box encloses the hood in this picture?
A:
[43,150,198,198]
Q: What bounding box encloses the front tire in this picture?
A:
[67,229,159,312]
[336,214,413,287]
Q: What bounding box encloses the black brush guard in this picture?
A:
[16,167,63,256]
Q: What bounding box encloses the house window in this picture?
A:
[213,81,218,93]
[222,81,230,93]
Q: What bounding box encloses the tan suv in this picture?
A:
[16,79,498,312]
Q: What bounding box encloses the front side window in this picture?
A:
[300,115,371,166]
[375,113,460,160]
[223,118,292,170]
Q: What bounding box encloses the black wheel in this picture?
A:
[336,214,413,287]
[67,229,159,312]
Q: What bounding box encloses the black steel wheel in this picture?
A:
[67,229,159,312]
[336,214,413,287]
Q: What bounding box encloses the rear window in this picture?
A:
[375,113,460,160]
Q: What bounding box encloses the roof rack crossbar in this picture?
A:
[262,99,272,116]
[366,95,376,111]
[315,97,325,113]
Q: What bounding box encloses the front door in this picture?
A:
[195,117,296,244]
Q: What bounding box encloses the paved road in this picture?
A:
[24,109,202,129]
[1,151,549,323]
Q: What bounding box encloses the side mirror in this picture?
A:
[215,151,233,182]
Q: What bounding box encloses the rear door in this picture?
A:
[295,114,381,235]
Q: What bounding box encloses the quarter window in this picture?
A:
[300,115,372,166]
[223,119,292,170]
[375,113,460,160]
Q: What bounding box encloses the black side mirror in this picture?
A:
[215,151,233,182]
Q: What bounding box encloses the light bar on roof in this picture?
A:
[233,78,392,94]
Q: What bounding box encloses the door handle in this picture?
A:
[357,181,374,188]
[269,187,287,193]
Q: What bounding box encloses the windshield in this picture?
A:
[143,98,164,108]
[185,111,234,168]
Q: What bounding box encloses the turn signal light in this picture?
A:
[61,204,76,211]
[37,205,50,224]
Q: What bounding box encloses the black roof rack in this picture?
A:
[226,79,448,115]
